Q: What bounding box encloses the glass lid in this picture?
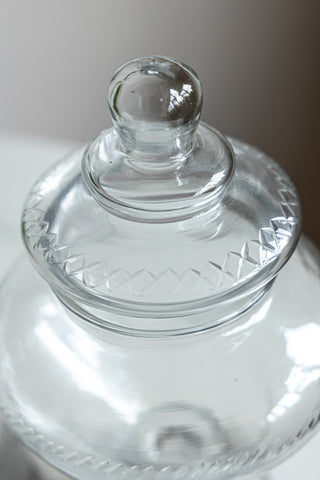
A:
[22,56,301,317]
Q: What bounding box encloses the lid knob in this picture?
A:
[108,56,203,158]
[82,56,235,221]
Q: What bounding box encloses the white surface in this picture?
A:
[0,133,319,479]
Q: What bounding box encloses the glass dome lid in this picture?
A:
[22,56,301,320]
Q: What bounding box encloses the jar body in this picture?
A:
[0,236,320,479]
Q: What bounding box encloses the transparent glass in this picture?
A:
[0,237,320,479]
[0,57,319,479]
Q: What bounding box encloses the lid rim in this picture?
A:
[55,285,271,336]
[23,227,300,319]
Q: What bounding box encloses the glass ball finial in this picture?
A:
[82,56,234,221]
[108,56,203,155]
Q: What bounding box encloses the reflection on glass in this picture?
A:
[35,322,139,424]
[267,324,320,423]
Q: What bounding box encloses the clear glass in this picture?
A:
[22,138,300,321]
[0,237,320,480]
[0,57,318,480]
[21,57,300,319]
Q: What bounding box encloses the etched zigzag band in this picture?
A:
[22,156,300,299]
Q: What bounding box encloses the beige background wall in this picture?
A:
[0,0,319,244]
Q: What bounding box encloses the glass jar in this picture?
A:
[0,56,319,480]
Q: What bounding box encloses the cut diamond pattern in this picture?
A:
[22,158,300,300]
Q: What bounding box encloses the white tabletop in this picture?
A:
[0,132,319,479]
